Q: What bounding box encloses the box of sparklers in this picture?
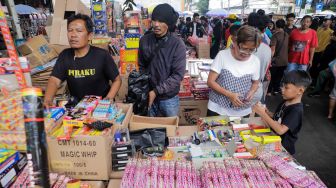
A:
[47,102,132,180]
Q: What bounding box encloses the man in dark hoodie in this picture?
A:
[138,3,186,117]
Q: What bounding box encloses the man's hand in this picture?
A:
[103,95,114,101]
[228,92,244,107]
[309,59,313,67]
[252,102,267,116]
[148,90,157,107]
[44,97,53,111]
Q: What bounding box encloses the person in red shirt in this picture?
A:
[287,15,318,72]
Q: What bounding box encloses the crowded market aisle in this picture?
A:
[267,93,336,187]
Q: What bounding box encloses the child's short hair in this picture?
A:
[283,70,312,89]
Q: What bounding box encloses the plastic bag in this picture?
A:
[130,128,168,156]
[187,36,199,47]
[126,70,150,115]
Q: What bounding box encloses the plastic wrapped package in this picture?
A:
[0,131,26,151]
[126,70,150,116]
[0,91,25,131]
[130,128,168,156]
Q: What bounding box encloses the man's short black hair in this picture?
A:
[193,13,200,18]
[186,17,191,22]
[286,13,296,19]
[257,9,265,16]
[248,12,269,32]
[283,70,312,89]
[302,15,313,22]
[67,13,94,33]
[276,19,286,29]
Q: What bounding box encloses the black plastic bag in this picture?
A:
[126,70,150,116]
[130,128,168,152]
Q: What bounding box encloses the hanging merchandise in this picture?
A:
[124,11,141,29]
[91,0,108,35]
[106,0,115,34]
[0,8,26,89]
[119,49,138,75]
[124,33,141,49]
[22,88,50,188]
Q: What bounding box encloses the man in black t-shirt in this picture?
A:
[44,14,121,107]
[284,13,297,35]
[253,71,311,155]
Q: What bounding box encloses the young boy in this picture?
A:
[252,70,312,155]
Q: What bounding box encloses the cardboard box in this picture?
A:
[175,125,198,137]
[108,179,121,188]
[49,19,68,46]
[49,44,70,55]
[49,18,63,45]
[45,25,52,39]
[26,53,45,68]
[48,134,112,180]
[197,49,210,59]
[53,0,90,19]
[59,19,70,46]
[17,35,57,63]
[48,103,132,180]
[53,0,67,18]
[196,43,210,59]
[179,99,208,125]
[66,0,91,16]
[81,181,105,188]
[129,115,178,137]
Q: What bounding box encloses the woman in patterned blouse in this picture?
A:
[207,25,262,117]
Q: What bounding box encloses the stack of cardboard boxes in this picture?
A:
[196,38,210,59]
[17,35,58,69]
[16,35,60,90]
[49,0,90,46]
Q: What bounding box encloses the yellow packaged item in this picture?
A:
[262,136,281,144]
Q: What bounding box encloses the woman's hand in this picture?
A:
[245,90,254,102]
[228,92,244,107]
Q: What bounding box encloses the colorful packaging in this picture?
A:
[0,91,24,131]
[63,96,101,127]
[0,131,26,151]
[91,1,108,35]
[22,88,50,187]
